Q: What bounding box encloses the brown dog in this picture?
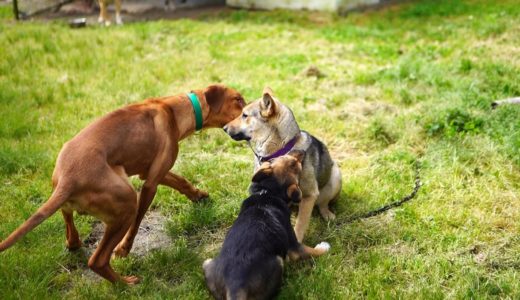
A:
[98,0,123,25]
[0,84,245,284]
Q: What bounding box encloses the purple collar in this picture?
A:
[256,135,299,162]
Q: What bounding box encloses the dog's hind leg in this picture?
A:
[317,162,342,221]
[61,208,81,251]
[97,0,109,25]
[88,218,137,284]
[261,257,283,299]
[202,259,220,299]
[87,181,138,283]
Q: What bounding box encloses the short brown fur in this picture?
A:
[0,84,245,284]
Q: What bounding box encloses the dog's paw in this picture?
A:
[122,275,140,285]
[115,15,123,25]
[202,258,213,269]
[319,208,336,221]
[189,189,209,202]
[314,241,331,252]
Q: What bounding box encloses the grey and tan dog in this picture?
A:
[224,87,342,242]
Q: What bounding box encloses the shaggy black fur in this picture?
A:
[203,173,302,300]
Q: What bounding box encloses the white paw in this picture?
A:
[202,258,213,269]
[115,15,123,25]
[314,241,331,252]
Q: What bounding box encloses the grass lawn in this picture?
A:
[1,0,520,298]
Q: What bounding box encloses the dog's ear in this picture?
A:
[287,183,302,203]
[204,84,227,112]
[263,86,274,96]
[260,87,276,118]
[252,165,273,183]
[288,150,305,163]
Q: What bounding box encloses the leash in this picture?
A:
[338,160,422,224]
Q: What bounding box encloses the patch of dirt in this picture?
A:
[83,210,171,257]
[340,99,396,120]
[306,98,329,112]
[301,65,326,78]
[384,241,416,256]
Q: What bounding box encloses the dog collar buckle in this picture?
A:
[187,92,203,131]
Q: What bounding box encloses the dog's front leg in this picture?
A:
[113,183,158,257]
[114,0,123,25]
[288,242,331,261]
[97,0,109,25]
[294,193,317,242]
[287,213,330,260]
[114,141,174,258]
[159,171,209,202]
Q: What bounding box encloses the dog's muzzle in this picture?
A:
[223,126,250,141]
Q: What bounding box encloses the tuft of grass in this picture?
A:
[0,5,12,20]
[425,109,484,137]
[1,0,520,298]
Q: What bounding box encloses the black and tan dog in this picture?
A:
[202,151,330,300]
[0,85,245,284]
[224,87,342,242]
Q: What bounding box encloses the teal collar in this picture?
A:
[187,92,203,131]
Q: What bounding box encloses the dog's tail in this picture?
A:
[491,97,520,109]
[0,180,72,252]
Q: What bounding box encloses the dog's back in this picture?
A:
[300,131,334,189]
[203,193,290,300]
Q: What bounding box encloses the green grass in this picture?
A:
[1,0,520,298]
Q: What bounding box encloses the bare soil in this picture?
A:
[83,210,171,257]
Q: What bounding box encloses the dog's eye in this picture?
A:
[236,97,245,107]
[242,113,248,119]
